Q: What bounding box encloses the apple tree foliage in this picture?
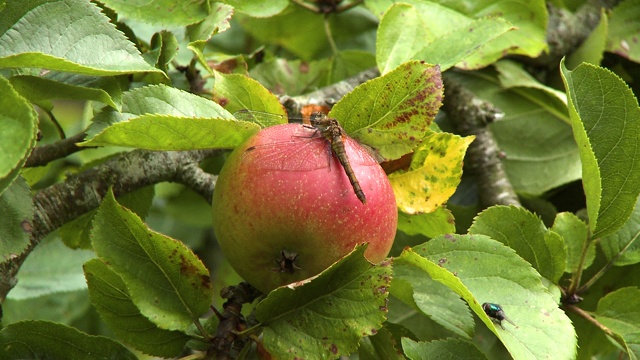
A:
[0,0,640,359]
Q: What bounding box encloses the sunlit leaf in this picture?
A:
[213,72,286,117]
[83,114,259,150]
[222,0,288,17]
[101,0,210,26]
[0,0,160,76]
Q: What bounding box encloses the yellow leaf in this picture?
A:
[390,133,474,214]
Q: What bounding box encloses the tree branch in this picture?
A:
[1,149,219,301]
[443,74,521,208]
[25,132,89,167]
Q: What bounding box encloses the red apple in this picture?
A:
[212,123,397,293]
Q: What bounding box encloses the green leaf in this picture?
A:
[392,261,475,338]
[561,60,640,238]
[402,338,488,360]
[389,132,474,214]
[187,3,233,42]
[551,212,595,273]
[60,186,155,250]
[255,245,391,360]
[373,0,547,69]
[100,0,210,26]
[398,235,576,360]
[606,0,640,62]
[440,0,548,66]
[187,3,234,73]
[601,196,640,266]
[90,190,213,331]
[7,235,94,300]
[0,77,38,194]
[331,61,443,161]
[358,326,404,360]
[84,259,190,357]
[445,67,579,195]
[82,84,259,149]
[213,72,287,118]
[0,177,32,262]
[222,0,288,17]
[376,3,427,75]
[417,17,514,71]
[397,206,456,238]
[87,84,234,134]
[9,73,127,110]
[83,114,259,150]
[469,206,566,282]
[0,320,137,360]
[0,0,161,76]
[595,287,640,359]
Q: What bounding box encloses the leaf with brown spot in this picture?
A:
[91,190,213,332]
[329,61,443,161]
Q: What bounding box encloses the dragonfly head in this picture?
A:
[309,111,328,126]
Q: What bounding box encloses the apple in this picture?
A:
[212,123,397,293]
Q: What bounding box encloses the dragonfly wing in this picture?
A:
[342,136,382,166]
[243,126,331,171]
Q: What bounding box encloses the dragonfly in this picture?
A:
[235,110,377,204]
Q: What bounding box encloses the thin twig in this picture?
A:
[25,132,89,167]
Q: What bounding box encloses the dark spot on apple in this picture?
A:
[272,250,301,274]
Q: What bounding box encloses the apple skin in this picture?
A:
[212,123,397,293]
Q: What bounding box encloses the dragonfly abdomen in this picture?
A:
[330,138,367,204]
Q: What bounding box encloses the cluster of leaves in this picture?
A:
[0,0,639,359]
